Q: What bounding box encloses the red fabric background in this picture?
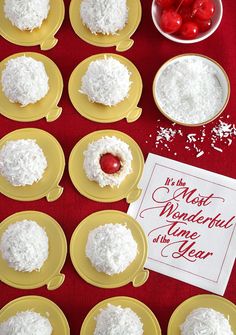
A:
[0,0,236,334]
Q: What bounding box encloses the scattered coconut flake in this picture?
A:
[83,136,132,188]
[1,56,49,107]
[94,304,143,335]
[0,220,49,272]
[155,57,224,124]
[0,139,47,187]
[0,311,52,335]
[4,0,50,31]
[180,308,233,335]
[80,0,128,35]
[80,56,131,107]
[86,223,137,275]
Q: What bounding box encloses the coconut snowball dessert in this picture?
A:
[94,304,143,335]
[0,311,52,335]
[80,0,128,35]
[83,136,133,188]
[0,220,49,272]
[4,0,50,31]
[80,57,131,107]
[86,223,138,275]
[180,308,234,335]
[1,56,49,107]
[0,139,47,187]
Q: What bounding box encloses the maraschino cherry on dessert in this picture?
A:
[157,0,215,39]
[100,153,121,174]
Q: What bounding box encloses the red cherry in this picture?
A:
[160,9,182,33]
[178,0,194,6]
[179,6,193,22]
[193,0,215,20]
[180,21,199,39]
[100,153,121,174]
[156,0,176,8]
[194,17,212,32]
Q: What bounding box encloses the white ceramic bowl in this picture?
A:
[153,54,230,126]
[151,0,223,44]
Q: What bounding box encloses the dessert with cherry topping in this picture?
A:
[83,136,133,188]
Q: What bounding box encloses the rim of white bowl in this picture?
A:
[151,0,223,44]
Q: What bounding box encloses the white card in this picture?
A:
[128,153,236,295]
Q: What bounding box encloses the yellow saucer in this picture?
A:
[80,296,162,335]
[70,210,149,289]
[0,211,67,290]
[0,52,63,122]
[168,294,236,335]
[0,0,65,50]
[0,128,65,202]
[69,0,142,52]
[0,296,70,335]
[68,130,144,203]
[68,53,143,123]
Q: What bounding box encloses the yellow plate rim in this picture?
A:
[0,52,63,122]
[167,294,236,335]
[0,210,67,290]
[68,129,144,203]
[0,128,65,201]
[68,53,143,123]
[70,210,148,288]
[0,295,70,335]
[80,296,162,335]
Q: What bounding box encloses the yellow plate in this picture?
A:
[168,294,236,335]
[0,0,65,50]
[68,53,143,123]
[0,128,65,202]
[0,211,67,290]
[0,296,70,335]
[0,52,63,122]
[70,210,149,289]
[69,0,142,52]
[80,296,162,335]
[68,129,144,203]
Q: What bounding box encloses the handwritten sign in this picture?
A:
[128,154,236,295]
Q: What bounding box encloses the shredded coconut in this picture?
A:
[83,136,133,188]
[80,56,131,107]
[94,304,143,335]
[0,220,49,272]
[86,223,137,275]
[180,308,233,335]
[1,56,49,107]
[0,139,47,187]
[155,57,224,124]
[80,0,128,35]
[4,0,50,31]
[0,311,52,335]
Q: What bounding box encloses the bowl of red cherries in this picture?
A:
[152,0,222,43]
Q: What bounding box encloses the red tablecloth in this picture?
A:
[0,0,236,334]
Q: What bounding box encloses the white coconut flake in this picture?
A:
[80,56,131,107]
[94,304,143,335]
[80,0,128,35]
[0,220,49,272]
[180,308,234,335]
[4,0,50,31]
[156,57,224,124]
[0,139,47,187]
[83,136,132,188]
[1,56,49,107]
[0,311,52,335]
[86,223,137,275]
